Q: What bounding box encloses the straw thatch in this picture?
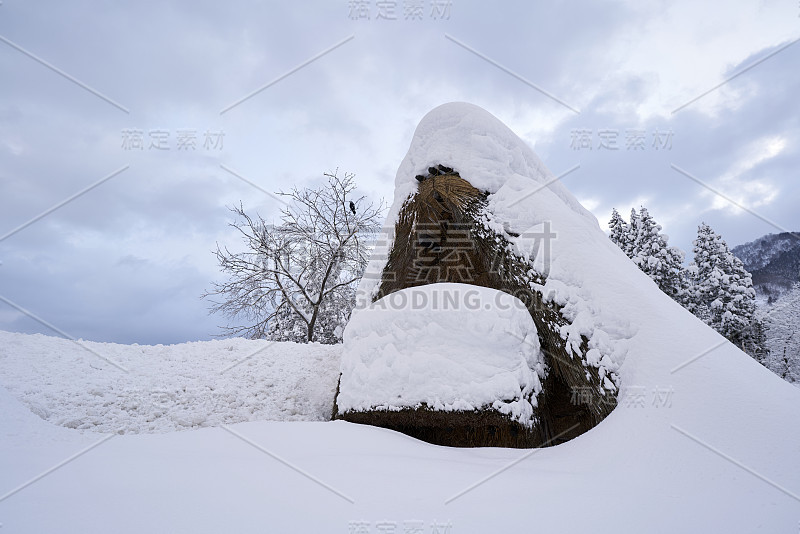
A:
[334,165,616,447]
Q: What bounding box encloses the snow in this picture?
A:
[731,231,800,272]
[2,323,800,532]
[0,331,340,433]
[357,102,633,394]
[393,102,594,220]
[359,102,595,305]
[337,284,544,423]
[2,103,800,532]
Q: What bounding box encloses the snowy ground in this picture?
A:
[0,331,341,433]
[2,324,800,533]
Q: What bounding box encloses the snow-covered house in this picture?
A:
[334,103,625,447]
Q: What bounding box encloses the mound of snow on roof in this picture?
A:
[338,284,544,423]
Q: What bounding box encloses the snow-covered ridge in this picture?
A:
[731,231,800,272]
[731,231,800,304]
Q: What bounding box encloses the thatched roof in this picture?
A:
[334,165,617,448]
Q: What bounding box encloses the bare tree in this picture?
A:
[204,170,385,343]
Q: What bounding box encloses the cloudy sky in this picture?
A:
[1,0,798,345]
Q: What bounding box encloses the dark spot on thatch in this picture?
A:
[428,166,441,176]
[417,233,436,249]
[415,175,426,182]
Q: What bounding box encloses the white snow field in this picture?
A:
[2,102,800,533]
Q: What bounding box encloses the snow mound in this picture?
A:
[0,331,341,433]
[392,102,594,221]
[338,284,545,424]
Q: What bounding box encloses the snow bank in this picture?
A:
[0,331,341,433]
[338,284,544,424]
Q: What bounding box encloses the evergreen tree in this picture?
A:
[629,208,686,301]
[608,207,687,304]
[762,283,800,385]
[625,207,640,258]
[687,222,761,353]
[607,213,768,363]
[741,312,770,368]
[608,208,629,251]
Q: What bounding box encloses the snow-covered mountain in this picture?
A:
[2,104,799,533]
[732,232,800,303]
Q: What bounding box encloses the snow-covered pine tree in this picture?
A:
[625,207,639,258]
[687,222,762,354]
[608,207,687,304]
[628,207,686,301]
[741,311,770,368]
[608,208,629,251]
[762,283,800,385]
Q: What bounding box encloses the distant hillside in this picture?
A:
[732,232,800,303]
